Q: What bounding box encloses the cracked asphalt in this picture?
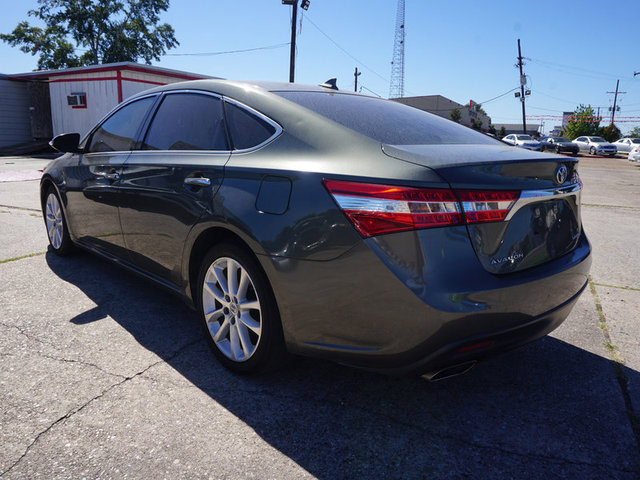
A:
[1,155,639,479]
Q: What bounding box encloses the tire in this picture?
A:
[197,243,286,374]
[43,186,74,256]
[590,146,597,155]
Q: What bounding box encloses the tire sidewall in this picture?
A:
[43,186,74,256]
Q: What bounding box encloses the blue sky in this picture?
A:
[2,0,639,134]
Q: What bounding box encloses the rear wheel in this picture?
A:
[197,243,285,374]
[43,187,74,256]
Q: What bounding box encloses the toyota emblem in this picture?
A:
[555,165,568,184]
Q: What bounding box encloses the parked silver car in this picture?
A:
[502,134,542,151]
[573,136,617,156]
[612,137,640,153]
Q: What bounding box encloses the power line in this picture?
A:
[163,43,290,57]
[303,14,389,84]
[479,87,519,105]
[528,57,626,80]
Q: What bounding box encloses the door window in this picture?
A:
[142,93,228,151]
[87,97,155,153]
[224,101,277,150]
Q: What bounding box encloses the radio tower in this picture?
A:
[389,0,405,98]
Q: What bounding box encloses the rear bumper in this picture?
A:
[262,226,591,375]
[394,279,587,377]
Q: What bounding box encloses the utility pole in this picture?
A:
[354,67,361,92]
[282,1,310,83]
[517,39,527,134]
[606,80,626,125]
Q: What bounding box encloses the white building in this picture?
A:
[392,95,492,130]
[6,62,211,141]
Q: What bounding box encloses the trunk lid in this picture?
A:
[382,144,583,274]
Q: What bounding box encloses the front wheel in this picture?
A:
[197,243,286,374]
[590,146,597,155]
[43,186,74,256]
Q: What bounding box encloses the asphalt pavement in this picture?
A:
[1,154,639,479]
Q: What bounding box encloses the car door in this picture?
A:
[574,137,586,151]
[117,91,230,285]
[63,95,158,256]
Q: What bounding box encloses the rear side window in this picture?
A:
[142,93,228,151]
[274,91,497,146]
[225,101,277,150]
[87,97,155,153]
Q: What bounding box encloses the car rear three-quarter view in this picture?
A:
[41,79,591,380]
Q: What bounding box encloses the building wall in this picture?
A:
[393,95,492,130]
[49,72,119,137]
[0,78,33,147]
[48,69,196,137]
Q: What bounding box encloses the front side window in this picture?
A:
[143,93,228,151]
[87,96,155,153]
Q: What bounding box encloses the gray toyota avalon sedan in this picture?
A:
[42,79,591,380]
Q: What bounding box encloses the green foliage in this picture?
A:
[0,0,178,69]
[563,104,601,140]
[472,119,483,130]
[498,126,506,137]
[449,108,461,123]
[488,124,497,135]
[599,124,621,142]
[626,126,640,138]
[474,103,487,116]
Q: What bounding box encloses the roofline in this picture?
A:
[8,62,215,81]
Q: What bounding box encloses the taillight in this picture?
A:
[324,179,521,237]
[323,179,462,237]
[457,190,520,223]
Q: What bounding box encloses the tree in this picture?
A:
[563,104,601,140]
[0,0,178,70]
[498,126,506,137]
[599,124,621,142]
[471,119,483,130]
[488,124,497,135]
[449,108,461,123]
[626,126,640,138]
[474,103,487,116]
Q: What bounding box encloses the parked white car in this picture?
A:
[612,137,640,153]
[502,134,542,151]
[573,136,617,156]
[629,146,640,162]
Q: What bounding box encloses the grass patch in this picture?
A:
[0,251,47,264]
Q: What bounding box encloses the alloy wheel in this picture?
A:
[45,193,64,249]
[201,256,262,362]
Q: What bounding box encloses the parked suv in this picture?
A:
[573,136,617,156]
[502,134,542,151]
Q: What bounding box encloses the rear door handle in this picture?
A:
[184,177,211,187]
[104,172,120,181]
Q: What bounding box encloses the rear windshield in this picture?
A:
[273,91,497,145]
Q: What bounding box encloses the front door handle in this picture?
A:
[103,172,120,181]
[184,177,211,187]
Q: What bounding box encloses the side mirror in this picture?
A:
[50,133,82,153]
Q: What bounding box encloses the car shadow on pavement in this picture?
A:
[46,251,640,479]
